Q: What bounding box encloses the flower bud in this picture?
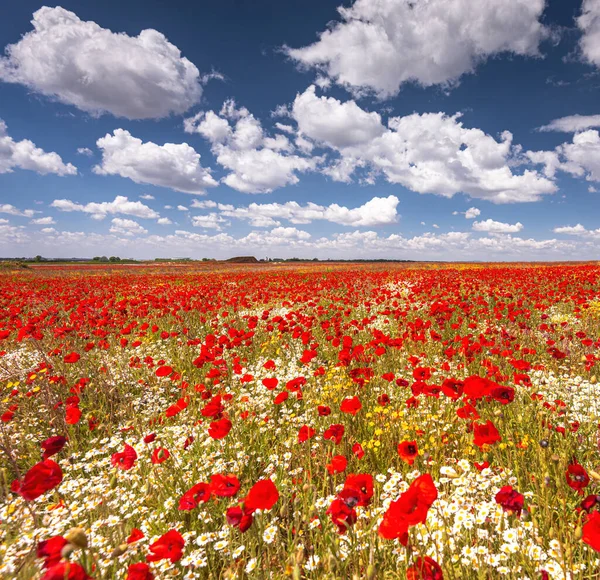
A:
[65,527,88,549]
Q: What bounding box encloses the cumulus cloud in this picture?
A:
[30,216,55,225]
[217,195,399,227]
[465,207,481,219]
[109,218,148,236]
[192,213,230,231]
[286,0,547,98]
[0,204,37,218]
[289,86,555,203]
[185,100,318,193]
[472,219,523,234]
[93,129,217,194]
[0,120,76,176]
[537,114,600,133]
[0,6,206,119]
[76,147,93,156]
[51,195,159,220]
[553,223,600,237]
[528,130,600,182]
[578,0,600,69]
[157,217,172,225]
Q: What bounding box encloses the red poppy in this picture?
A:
[41,436,67,460]
[165,397,188,418]
[14,459,63,501]
[406,556,443,580]
[340,396,362,415]
[397,441,419,465]
[41,562,90,580]
[323,424,345,445]
[143,433,157,444]
[566,461,590,492]
[495,485,524,517]
[318,405,331,416]
[208,418,232,440]
[63,352,80,364]
[274,391,288,404]
[473,420,501,449]
[155,365,173,377]
[127,528,145,543]
[441,378,464,400]
[298,425,316,443]
[210,473,241,497]
[379,473,438,543]
[583,511,600,552]
[327,498,357,533]
[463,375,493,400]
[226,506,254,532]
[245,478,279,512]
[146,529,185,563]
[342,473,374,507]
[179,482,211,510]
[490,385,515,405]
[111,443,137,470]
[65,406,82,425]
[126,562,154,580]
[151,447,170,464]
[37,535,68,568]
[327,455,348,475]
[262,377,278,390]
[352,442,365,459]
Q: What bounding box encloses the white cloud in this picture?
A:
[465,207,481,219]
[0,119,76,176]
[529,130,600,182]
[140,194,155,200]
[0,204,36,217]
[93,129,217,193]
[292,85,385,148]
[109,218,148,236]
[77,147,93,156]
[157,217,172,225]
[553,223,600,238]
[578,0,600,69]
[538,114,600,132]
[472,219,523,233]
[289,87,555,203]
[191,199,217,209]
[177,205,188,211]
[0,6,205,119]
[192,213,229,231]
[286,0,547,98]
[51,195,159,220]
[30,216,55,225]
[219,195,399,227]
[0,218,8,224]
[185,100,318,193]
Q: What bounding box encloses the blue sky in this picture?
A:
[2,0,600,260]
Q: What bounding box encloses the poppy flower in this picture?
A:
[406,556,443,580]
[262,377,278,390]
[473,420,501,449]
[317,405,331,416]
[165,397,188,418]
[352,443,365,459]
[495,485,524,517]
[63,352,80,364]
[244,478,279,512]
[127,528,145,543]
[298,425,316,443]
[226,506,254,532]
[14,459,63,501]
[111,444,137,471]
[208,418,232,440]
[463,375,493,400]
[155,365,173,377]
[65,406,82,425]
[579,494,600,513]
[40,436,67,460]
[327,455,347,475]
[583,511,600,552]
[379,473,438,543]
[151,447,170,464]
[179,482,211,510]
[323,424,345,445]
[210,473,241,497]
[126,562,154,580]
[37,535,68,568]
[273,391,288,405]
[490,385,515,405]
[143,433,157,444]
[326,498,357,533]
[41,562,90,580]
[566,461,590,492]
[441,378,464,400]
[342,473,374,507]
[340,396,362,415]
[397,441,419,465]
[146,529,185,563]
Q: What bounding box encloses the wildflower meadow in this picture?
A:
[2,261,600,580]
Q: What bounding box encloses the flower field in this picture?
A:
[2,262,600,579]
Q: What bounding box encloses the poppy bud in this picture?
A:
[61,544,75,558]
[551,454,560,462]
[292,566,302,580]
[589,470,600,481]
[65,527,88,549]
[574,526,582,540]
[366,564,376,579]
[591,375,597,384]
[295,546,305,565]
[111,544,128,558]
